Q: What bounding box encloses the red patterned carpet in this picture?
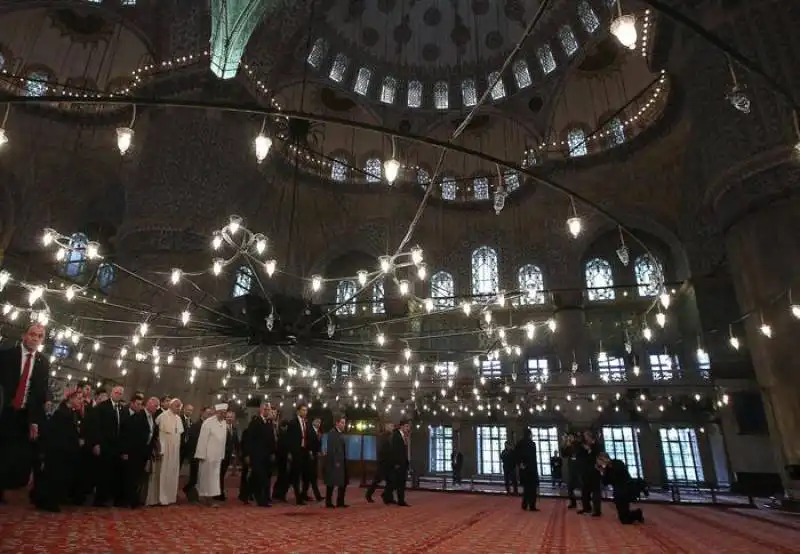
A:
[1,489,799,553]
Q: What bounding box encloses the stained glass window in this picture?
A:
[97,263,116,292]
[567,128,588,157]
[63,232,88,278]
[649,353,677,381]
[431,271,455,310]
[429,426,453,472]
[606,117,626,146]
[26,71,48,97]
[512,59,532,88]
[578,1,600,33]
[602,426,643,478]
[585,258,615,301]
[380,76,397,104]
[372,280,385,314]
[52,341,70,358]
[353,67,372,95]
[434,81,449,110]
[461,78,477,107]
[476,425,506,475]
[417,168,431,187]
[232,265,254,297]
[364,157,382,183]
[537,45,556,75]
[335,280,357,315]
[504,171,521,192]
[329,53,348,83]
[331,157,348,181]
[597,354,627,382]
[659,428,704,483]
[407,80,422,108]
[529,427,559,477]
[526,358,549,383]
[518,264,545,304]
[473,177,489,200]
[441,176,456,200]
[487,71,505,100]
[522,150,537,169]
[471,246,499,296]
[558,25,579,57]
[307,38,326,68]
[634,254,663,297]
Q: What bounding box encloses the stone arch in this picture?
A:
[307,219,390,277]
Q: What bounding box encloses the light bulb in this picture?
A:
[547,318,557,332]
[376,333,385,346]
[659,293,671,309]
[729,335,740,350]
[170,268,182,285]
[643,327,653,341]
[254,234,267,255]
[86,241,100,259]
[311,275,322,292]
[181,310,190,326]
[792,304,800,319]
[42,229,55,246]
[424,298,434,312]
[254,133,272,163]
[462,302,472,316]
[0,128,7,149]
[383,158,400,183]
[410,245,423,265]
[357,270,368,286]
[116,127,134,155]
[265,259,276,276]
[212,231,223,250]
[567,216,582,238]
[212,258,224,275]
[760,323,772,338]
[611,14,637,49]
[656,312,666,327]
[379,256,392,273]
[228,215,242,235]
[417,262,427,280]
[398,280,409,296]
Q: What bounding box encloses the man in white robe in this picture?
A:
[156,398,184,505]
[195,403,228,505]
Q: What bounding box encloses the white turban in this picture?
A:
[214,403,228,412]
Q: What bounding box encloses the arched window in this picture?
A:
[441,176,456,200]
[512,59,532,89]
[63,232,88,278]
[232,265,254,297]
[372,281,385,314]
[97,263,116,293]
[434,81,449,110]
[634,254,664,297]
[329,53,348,82]
[407,80,422,108]
[472,246,499,296]
[537,45,556,75]
[461,78,477,107]
[380,76,397,104]
[353,67,372,95]
[364,157,381,183]
[331,157,349,181]
[558,25,579,57]
[488,71,505,100]
[335,280,357,315]
[518,264,545,305]
[417,168,431,188]
[567,128,588,157]
[504,171,520,192]
[431,271,455,310]
[25,70,48,97]
[307,38,327,68]
[473,177,489,200]
[578,1,600,33]
[585,258,615,301]
[606,117,626,146]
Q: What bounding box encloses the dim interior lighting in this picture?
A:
[116,127,134,155]
[792,304,800,319]
[383,158,400,184]
[254,133,272,163]
[376,332,385,346]
[311,274,322,292]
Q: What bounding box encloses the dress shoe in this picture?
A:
[591,513,602,517]
[529,507,540,512]
[397,502,411,507]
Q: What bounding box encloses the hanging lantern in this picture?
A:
[116,127,134,155]
[383,158,400,183]
[254,133,272,163]
[610,14,637,49]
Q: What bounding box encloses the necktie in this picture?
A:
[301,419,306,447]
[114,403,120,429]
[12,352,33,409]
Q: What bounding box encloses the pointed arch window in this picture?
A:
[634,254,664,297]
[522,150,538,169]
[606,117,626,146]
[307,38,327,68]
[488,71,505,100]
[353,67,372,95]
[407,80,422,108]
[25,71,48,97]
[512,59,532,89]
[63,232,88,278]
[331,157,349,181]
[329,53,348,82]
[335,280,357,316]
[473,177,489,200]
[417,168,431,188]
[585,258,615,301]
[518,264,545,305]
[537,45,556,75]
[504,171,520,192]
[567,128,588,157]
[97,263,116,293]
[380,76,397,104]
[434,81,449,110]
[461,78,477,107]
[441,176,456,200]
[578,1,600,33]
[558,25,579,57]
[364,157,382,183]
[232,265,255,297]
[431,271,455,310]
[372,280,385,314]
[472,246,499,296]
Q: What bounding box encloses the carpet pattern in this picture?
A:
[1,490,799,553]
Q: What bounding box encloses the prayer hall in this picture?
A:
[0,1,799,552]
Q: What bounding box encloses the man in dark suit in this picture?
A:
[182,406,211,502]
[598,452,644,524]
[577,430,603,516]
[120,396,158,508]
[216,410,239,501]
[515,428,540,511]
[501,440,518,495]
[302,416,324,502]
[86,384,126,507]
[0,323,50,504]
[285,404,310,505]
[272,420,290,502]
[245,402,278,507]
[389,419,411,507]
[366,422,394,503]
[179,403,194,467]
[323,415,348,508]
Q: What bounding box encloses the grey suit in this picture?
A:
[323,429,348,507]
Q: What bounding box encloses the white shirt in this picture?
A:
[18,344,35,407]
[146,411,154,443]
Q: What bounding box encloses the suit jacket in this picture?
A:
[0,344,50,427]
[514,438,539,480]
[224,424,239,462]
[120,410,157,462]
[389,429,409,469]
[286,416,309,455]
[376,431,392,467]
[86,399,125,454]
[309,426,322,455]
[323,429,348,487]
[42,404,82,459]
[602,459,634,500]
[245,416,278,463]
[185,419,203,458]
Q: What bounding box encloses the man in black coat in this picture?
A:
[285,404,310,505]
[216,410,239,501]
[272,420,290,501]
[501,440,518,495]
[323,415,348,508]
[245,402,278,507]
[365,422,394,503]
[0,323,50,504]
[86,385,126,507]
[388,420,411,507]
[577,430,603,516]
[302,416,324,502]
[598,453,644,524]
[182,406,211,502]
[120,396,159,508]
[515,429,540,511]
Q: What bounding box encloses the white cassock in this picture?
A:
[194,416,227,498]
[156,410,184,505]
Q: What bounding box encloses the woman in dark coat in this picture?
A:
[323,416,348,508]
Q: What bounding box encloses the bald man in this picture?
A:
[0,323,50,504]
